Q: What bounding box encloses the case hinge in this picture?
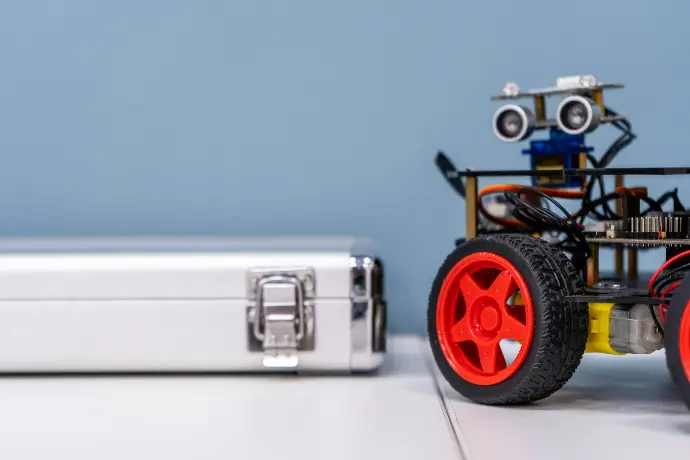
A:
[246,267,316,369]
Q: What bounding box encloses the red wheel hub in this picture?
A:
[479,305,500,332]
[436,252,535,386]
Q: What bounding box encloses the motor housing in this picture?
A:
[609,303,664,354]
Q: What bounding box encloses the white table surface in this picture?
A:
[433,340,690,460]
[0,335,460,460]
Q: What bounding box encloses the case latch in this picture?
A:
[246,267,316,369]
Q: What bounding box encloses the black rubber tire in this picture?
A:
[664,275,690,410]
[428,234,589,405]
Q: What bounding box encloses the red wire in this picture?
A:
[658,281,681,322]
[648,250,690,322]
[648,250,690,297]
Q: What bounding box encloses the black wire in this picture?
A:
[504,187,590,269]
[574,103,637,223]
[646,188,686,213]
[575,107,677,219]
[578,154,612,223]
[653,260,690,294]
[649,258,690,338]
[649,304,665,337]
[573,188,674,221]
[574,190,622,220]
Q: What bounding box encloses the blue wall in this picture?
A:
[1,1,689,333]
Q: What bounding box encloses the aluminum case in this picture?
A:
[0,237,386,373]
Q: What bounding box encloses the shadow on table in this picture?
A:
[528,353,686,415]
[534,379,685,415]
[434,352,689,416]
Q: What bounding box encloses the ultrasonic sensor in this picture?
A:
[492,104,535,142]
[556,95,601,135]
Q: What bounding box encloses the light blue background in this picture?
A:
[1,1,689,333]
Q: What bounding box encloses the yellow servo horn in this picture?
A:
[584,302,625,355]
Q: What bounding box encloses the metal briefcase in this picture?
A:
[0,236,386,373]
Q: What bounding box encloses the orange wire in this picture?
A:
[479,184,585,199]
[615,186,649,197]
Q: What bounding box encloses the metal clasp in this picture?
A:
[246,267,316,369]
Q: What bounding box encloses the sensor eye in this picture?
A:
[556,95,601,135]
[497,111,524,138]
[492,105,535,142]
[562,101,588,130]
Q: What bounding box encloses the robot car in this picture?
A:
[429,75,690,408]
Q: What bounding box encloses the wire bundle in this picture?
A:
[503,187,591,268]
[577,106,636,222]
[649,250,690,322]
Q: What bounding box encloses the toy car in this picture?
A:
[428,75,690,408]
